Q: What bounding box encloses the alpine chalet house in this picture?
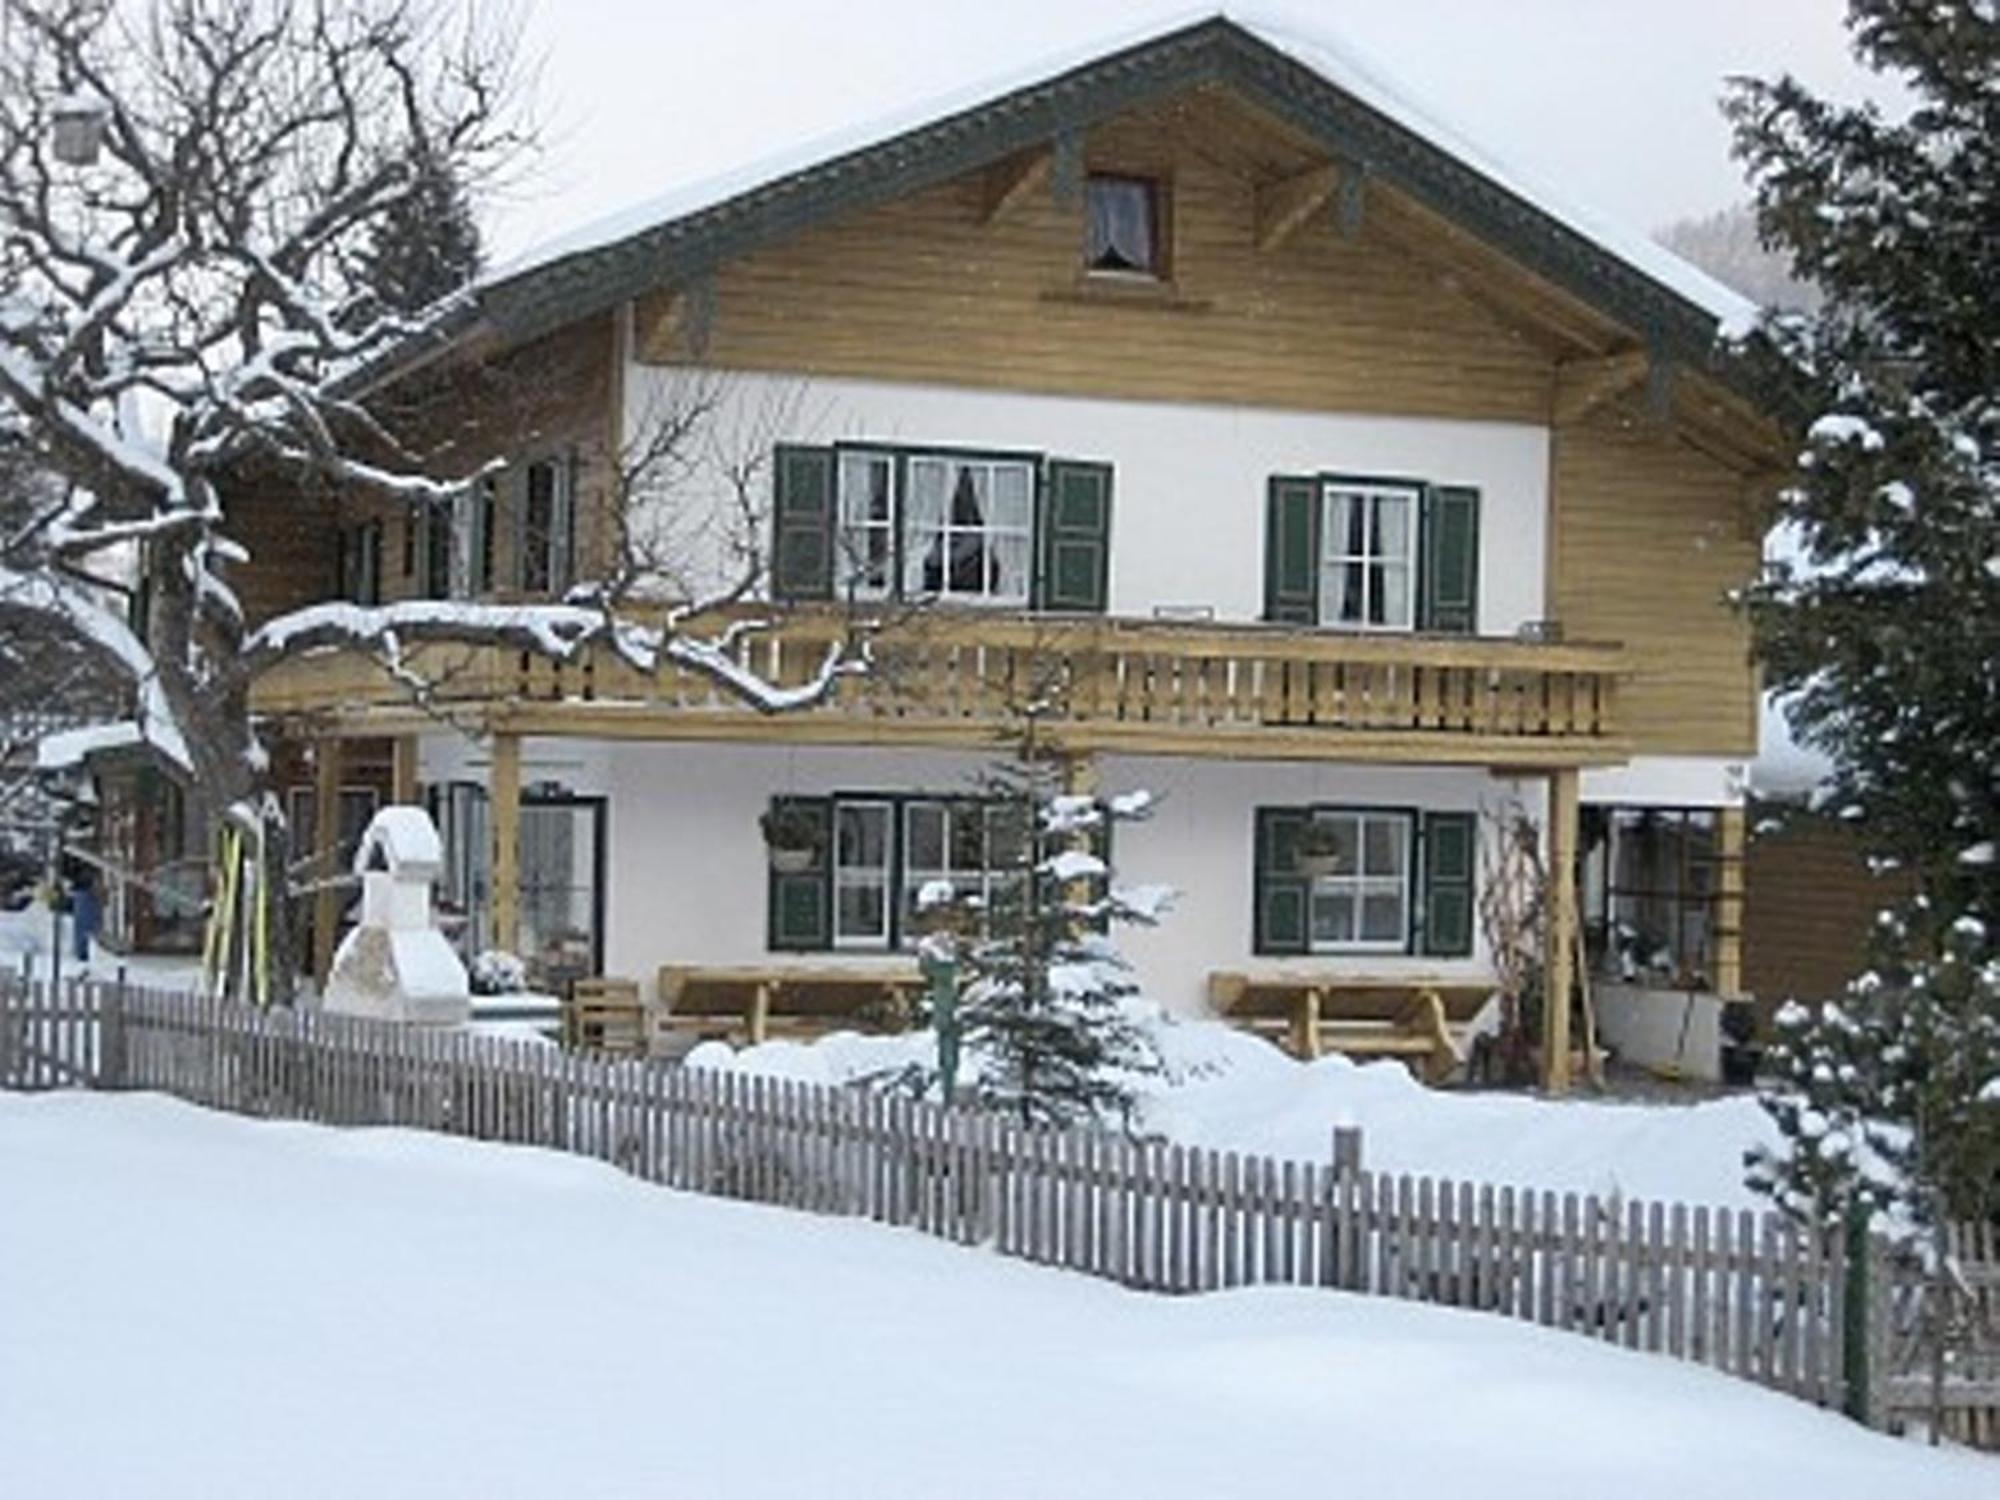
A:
[240,14,1783,1089]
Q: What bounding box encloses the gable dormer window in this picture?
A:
[1084,174,1162,278]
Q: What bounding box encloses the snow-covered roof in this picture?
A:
[469,7,1756,346]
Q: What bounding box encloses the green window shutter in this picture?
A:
[1253,806,1310,955]
[767,796,833,951]
[1037,459,1113,612]
[1264,477,1320,624]
[771,445,835,601]
[1419,485,1480,634]
[1420,810,1476,957]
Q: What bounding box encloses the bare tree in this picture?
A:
[0,1,866,998]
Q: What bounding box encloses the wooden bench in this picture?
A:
[1206,972,1496,1084]
[654,963,925,1048]
[563,977,646,1055]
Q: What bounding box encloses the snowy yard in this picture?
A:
[0,1090,1987,1499]
[689,1017,1785,1210]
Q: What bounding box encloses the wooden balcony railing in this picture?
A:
[250,609,1629,765]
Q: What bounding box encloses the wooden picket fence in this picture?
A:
[4,972,1995,1442]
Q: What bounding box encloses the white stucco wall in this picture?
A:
[419,735,1537,1016]
[623,366,1552,634]
[1582,755,1748,809]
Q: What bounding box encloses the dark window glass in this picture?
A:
[1085,175,1160,275]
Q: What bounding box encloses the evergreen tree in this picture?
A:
[352,147,483,320]
[1726,0,1999,1226]
[915,689,1167,1130]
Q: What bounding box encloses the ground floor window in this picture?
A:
[1253,804,1473,959]
[1306,809,1412,951]
[771,792,1035,953]
[1582,806,1718,990]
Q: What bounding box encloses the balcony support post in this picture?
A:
[310,735,342,987]
[391,735,420,806]
[1715,803,1746,996]
[1541,765,1580,1095]
[488,730,521,959]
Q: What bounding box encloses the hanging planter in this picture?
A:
[760,805,823,874]
[1294,821,1345,880]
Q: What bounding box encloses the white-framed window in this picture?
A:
[1320,482,1418,630]
[901,798,1027,934]
[1307,810,1412,951]
[832,800,893,948]
[836,450,896,599]
[833,449,1035,608]
[905,454,1034,605]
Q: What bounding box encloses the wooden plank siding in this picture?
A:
[1550,407,1762,756]
[640,92,1572,425]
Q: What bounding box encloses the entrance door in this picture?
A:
[517,793,606,993]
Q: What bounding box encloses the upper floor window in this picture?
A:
[520,456,574,597]
[1321,482,1418,631]
[773,442,1110,613]
[1085,174,1163,277]
[336,520,382,605]
[1265,474,1480,635]
[899,454,1034,605]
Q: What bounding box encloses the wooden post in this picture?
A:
[310,736,342,986]
[1542,766,1579,1094]
[1715,803,1746,996]
[391,735,420,807]
[489,731,521,958]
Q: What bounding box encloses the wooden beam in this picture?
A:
[1542,766,1580,1095]
[1715,803,1746,997]
[1553,349,1649,426]
[981,145,1053,224]
[1254,162,1339,251]
[311,737,341,987]
[390,735,419,806]
[633,287,682,363]
[488,731,521,959]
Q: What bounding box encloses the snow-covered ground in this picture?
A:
[0,897,202,990]
[687,1019,1784,1210]
[0,1091,1984,1499]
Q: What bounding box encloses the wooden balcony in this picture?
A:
[250,608,1630,766]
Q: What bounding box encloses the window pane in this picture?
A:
[836,805,888,867]
[990,465,1033,527]
[1363,817,1405,877]
[837,880,885,941]
[906,803,944,869]
[1374,495,1412,558]
[947,805,984,869]
[1318,815,1359,874]
[1378,561,1411,629]
[1086,177,1157,274]
[950,465,985,527]
[1360,887,1405,943]
[991,534,1032,602]
[1311,890,1356,944]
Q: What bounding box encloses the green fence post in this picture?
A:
[1842,1200,1872,1424]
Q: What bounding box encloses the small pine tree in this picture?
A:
[352,147,483,319]
[1727,0,1999,1226]
[1747,900,2000,1228]
[915,690,1166,1129]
